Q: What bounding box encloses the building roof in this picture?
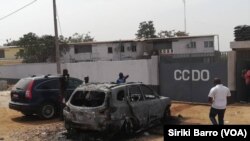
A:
[67,35,216,45]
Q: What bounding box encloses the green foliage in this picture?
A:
[65,32,94,43]
[14,33,54,63]
[158,30,189,38]
[175,31,189,37]
[136,21,157,39]
[5,32,94,63]
[136,20,189,39]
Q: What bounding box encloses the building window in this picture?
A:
[132,45,137,52]
[120,46,124,52]
[108,47,113,54]
[204,41,209,48]
[74,45,92,54]
[190,41,196,48]
[209,41,214,47]
[0,50,5,58]
[204,41,214,48]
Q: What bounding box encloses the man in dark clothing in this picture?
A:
[59,69,70,119]
[84,76,89,84]
[60,69,70,100]
[116,72,129,84]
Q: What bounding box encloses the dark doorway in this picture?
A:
[236,51,250,102]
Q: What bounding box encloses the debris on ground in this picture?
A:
[177,114,184,119]
[9,122,65,141]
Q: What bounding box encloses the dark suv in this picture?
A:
[9,75,83,119]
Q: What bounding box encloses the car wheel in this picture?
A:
[21,111,33,116]
[163,106,171,121]
[39,103,56,119]
[78,133,89,141]
[122,118,135,136]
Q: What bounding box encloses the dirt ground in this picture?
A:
[1,91,250,141]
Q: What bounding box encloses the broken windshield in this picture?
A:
[70,91,106,107]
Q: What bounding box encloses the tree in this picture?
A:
[175,31,189,37]
[158,30,189,38]
[67,32,94,43]
[136,21,157,39]
[158,30,176,38]
[12,32,69,63]
[6,32,94,63]
[14,33,54,63]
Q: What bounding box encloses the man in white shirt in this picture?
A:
[208,78,231,125]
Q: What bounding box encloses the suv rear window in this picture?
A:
[13,78,32,90]
[71,91,106,107]
[36,79,60,90]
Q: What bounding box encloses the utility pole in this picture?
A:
[53,0,61,74]
[183,0,187,33]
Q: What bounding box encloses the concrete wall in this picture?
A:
[0,57,159,85]
[172,37,214,54]
[230,41,250,50]
[227,51,236,91]
[0,63,58,79]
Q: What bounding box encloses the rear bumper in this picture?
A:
[63,110,120,133]
[9,101,39,113]
[64,120,120,134]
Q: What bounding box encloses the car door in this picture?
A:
[36,79,60,102]
[127,85,149,127]
[66,78,83,100]
[139,85,163,122]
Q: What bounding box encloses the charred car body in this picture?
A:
[63,82,171,137]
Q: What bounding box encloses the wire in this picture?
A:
[0,0,38,22]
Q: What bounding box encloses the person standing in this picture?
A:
[116,72,129,84]
[242,69,250,102]
[84,76,89,84]
[208,78,231,125]
[59,69,70,119]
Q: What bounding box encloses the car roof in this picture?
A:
[76,82,143,92]
[21,74,62,81]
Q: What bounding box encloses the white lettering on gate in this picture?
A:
[192,70,200,81]
[183,70,190,81]
[174,69,210,81]
[174,70,182,81]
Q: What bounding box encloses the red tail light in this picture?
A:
[25,80,34,100]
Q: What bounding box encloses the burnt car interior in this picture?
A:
[70,91,106,107]
[117,90,125,101]
[128,86,144,102]
[140,85,157,100]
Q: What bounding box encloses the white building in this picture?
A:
[61,35,217,62]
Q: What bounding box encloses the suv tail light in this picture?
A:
[25,80,34,100]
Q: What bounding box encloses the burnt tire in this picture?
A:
[39,103,56,119]
[122,118,135,136]
[163,106,171,122]
[78,133,89,141]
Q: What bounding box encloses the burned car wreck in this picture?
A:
[63,82,171,138]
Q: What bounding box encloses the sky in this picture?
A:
[0,0,250,51]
